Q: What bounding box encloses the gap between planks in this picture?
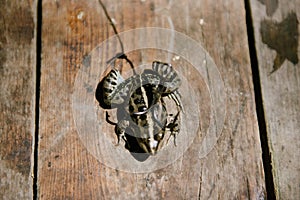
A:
[33,0,42,199]
[244,0,276,199]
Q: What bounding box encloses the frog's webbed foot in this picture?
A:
[166,111,180,146]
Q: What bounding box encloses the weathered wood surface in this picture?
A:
[38,0,266,199]
[0,0,36,199]
[250,0,300,199]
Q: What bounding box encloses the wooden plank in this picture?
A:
[0,0,36,199]
[38,0,265,199]
[250,0,300,199]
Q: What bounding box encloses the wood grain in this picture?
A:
[38,0,265,199]
[250,0,300,199]
[0,0,36,199]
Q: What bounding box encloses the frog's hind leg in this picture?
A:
[118,53,137,75]
[107,53,137,75]
[105,111,117,125]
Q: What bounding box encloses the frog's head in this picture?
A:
[136,132,165,155]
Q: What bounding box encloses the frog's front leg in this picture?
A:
[115,119,130,145]
[105,112,129,145]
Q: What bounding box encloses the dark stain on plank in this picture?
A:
[260,12,299,74]
[0,137,32,175]
[0,30,7,72]
[82,54,91,68]
[0,0,8,72]
[5,5,34,45]
[0,1,34,70]
[257,0,278,16]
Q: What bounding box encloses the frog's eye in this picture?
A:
[140,107,148,113]
[154,133,164,141]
